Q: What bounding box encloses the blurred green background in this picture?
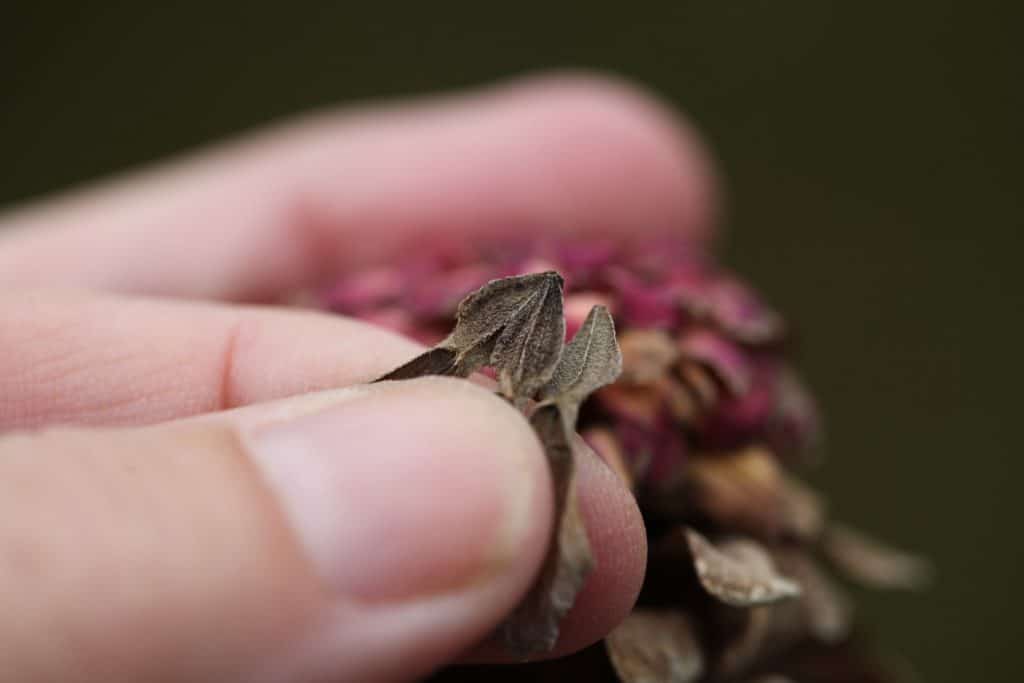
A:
[3,2,1020,681]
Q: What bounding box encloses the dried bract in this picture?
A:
[685,528,802,607]
[541,306,622,415]
[823,524,933,591]
[605,609,705,683]
[490,273,565,401]
[377,346,458,381]
[500,404,594,656]
[379,271,566,382]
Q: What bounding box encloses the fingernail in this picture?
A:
[247,378,545,602]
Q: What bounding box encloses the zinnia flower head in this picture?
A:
[321,236,928,683]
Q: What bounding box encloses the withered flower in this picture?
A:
[323,238,930,682]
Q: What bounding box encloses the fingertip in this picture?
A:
[458,434,648,664]
[545,437,647,656]
[482,70,719,245]
[244,377,558,681]
[305,70,719,270]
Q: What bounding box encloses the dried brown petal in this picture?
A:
[618,329,679,386]
[717,605,774,676]
[685,447,824,541]
[773,551,853,644]
[500,404,594,656]
[376,272,565,383]
[448,271,564,376]
[656,375,703,423]
[595,382,663,426]
[542,305,622,416]
[490,273,565,401]
[823,524,933,590]
[778,473,826,541]
[376,347,458,381]
[685,447,782,536]
[710,554,851,678]
[685,528,802,607]
[449,271,562,349]
[605,609,705,683]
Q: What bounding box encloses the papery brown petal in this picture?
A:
[375,347,458,381]
[823,524,933,590]
[710,556,850,677]
[605,609,705,683]
[657,375,703,423]
[677,361,721,412]
[685,447,784,539]
[491,273,565,400]
[541,305,623,414]
[500,404,594,656]
[449,271,564,365]
[778,474,826,542]
[452,338,499,377]
[773,551,853,644]
[685,528,801,607]
[717,605,774,676]
[684,447,824,542]
[618,329,679,386]
[596,383,664,427]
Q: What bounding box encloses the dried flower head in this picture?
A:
[323,237,931,682]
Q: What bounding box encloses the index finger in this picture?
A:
[0,73,716,301]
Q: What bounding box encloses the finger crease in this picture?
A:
[218,319,246,412]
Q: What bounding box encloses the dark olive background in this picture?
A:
[3,2,1020,681]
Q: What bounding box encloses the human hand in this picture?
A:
[0,74,714,682]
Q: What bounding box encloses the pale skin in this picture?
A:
[0,73,716,682]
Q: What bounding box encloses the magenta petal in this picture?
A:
[322,267,403,314]
[406,264,499,318]
[706,275,786,344]
[677,329,754,396]
[625,238,706,280]
[697,365,778,450]
[355,307,419,339]
[615,415,688,487]
[564,293,615,339]
[608,268,680,329]
[555,240,618,286]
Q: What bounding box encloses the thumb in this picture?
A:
[0,378,552,682]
